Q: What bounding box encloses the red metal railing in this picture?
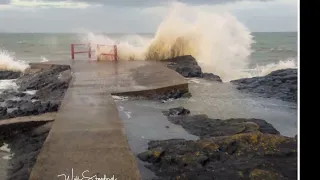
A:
[96,44,118,61]
[71,43,92,60]
[71,43,118,61]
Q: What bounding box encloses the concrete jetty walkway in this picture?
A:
[29,61,188,180]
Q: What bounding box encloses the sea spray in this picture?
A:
[0,49,29,72]
[82,2,296,81]
[40,56,49,62]
[249,57,297,77]
[82,2,253,81]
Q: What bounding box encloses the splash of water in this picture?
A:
[249,57,297,77]
[0,49,29,72]
[82,2,295,81]
[83,3,253,81]
[40,56,49,62]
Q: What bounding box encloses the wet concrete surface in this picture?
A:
[29,61,188,180]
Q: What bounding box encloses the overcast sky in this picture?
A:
[0,0,298,33]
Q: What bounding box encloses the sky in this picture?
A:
[0,0,298,33]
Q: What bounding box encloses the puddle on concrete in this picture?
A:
[115,99,198,179]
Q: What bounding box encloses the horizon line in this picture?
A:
[0,31,298,34]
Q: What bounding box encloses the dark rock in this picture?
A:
[231,68,297,103]
[152,89,191,101]
[17,65,71,101]
[201,73,223,82]
[0,106,7,116]
[138,133,297,180]
[137,151,152,161]
[163,55,222,82]
[0,65,71,120]
[0,121,52,180]
[139,107,296,179]
[0,71,22,80]
[163,107,279,138]
[0,100,61,120]
[162,107,190,116]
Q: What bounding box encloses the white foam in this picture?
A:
[124,111,132,119]
[82,2,253,81]
[0,143,10,153]
[0,49,29,72]
[40,56,49,62]
[24,90,37,95]
[0,79,18,92]
[248,57,297,77]
[2,154,13,160]
[112,95,129,101]
[188,79,201,84]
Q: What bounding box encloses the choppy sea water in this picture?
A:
[0,32,297,76]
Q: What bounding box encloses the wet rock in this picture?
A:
[153,89,191,101]
[17,65,71,101]
[0,65,71,120]
[0,100,60,120]
[138,133,297,180]
[162,107,190,116]
[163,55,222,82]
[201,73,222,82]
[137,148,164,163]
[163,107,279,138]
[231,68,297,103]
[140,107,296,179]
[0,121,51,180]
[0,71,22,80]
[0,106,7,116]
[249,169,284,180]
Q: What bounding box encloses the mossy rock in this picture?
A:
[249,169,283,180]
[138,133,296,180]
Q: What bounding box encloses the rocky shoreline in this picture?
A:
[162,55,297,103]
[0,65,71,120]
[0,121,52,180]
[0,64,71,180]
[0,56,297,180]
[138,107,297,180]
[231,68,297,103]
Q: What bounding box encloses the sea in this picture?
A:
[0,32,297,81]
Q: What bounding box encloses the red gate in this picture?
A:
[71,43,118,61]
[96,44,118,61]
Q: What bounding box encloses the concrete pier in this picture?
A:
[28,60,188,180]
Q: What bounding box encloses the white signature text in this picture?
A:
[57,169,117,180]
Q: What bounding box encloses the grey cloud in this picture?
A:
[0,0,10,4]
[6,0,272,7]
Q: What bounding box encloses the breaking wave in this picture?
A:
[82,2,253,81]
[0,49,29,72]
[81,2,296,81]
[248,57,297,77]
